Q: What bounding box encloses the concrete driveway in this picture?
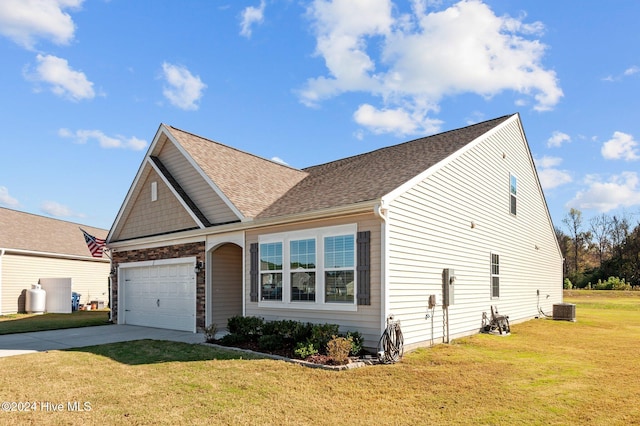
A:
[0,325,205,358]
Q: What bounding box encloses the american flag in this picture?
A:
[81,228,106,258]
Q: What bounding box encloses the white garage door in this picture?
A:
[122,261,196,332]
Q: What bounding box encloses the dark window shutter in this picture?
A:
[357,230,371,305]
[250,243,259,302]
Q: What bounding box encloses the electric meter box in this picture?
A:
[442,268,456,306]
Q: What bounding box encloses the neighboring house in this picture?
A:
[0,208,110,315]
[107,113,563,350]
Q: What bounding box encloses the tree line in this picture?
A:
[556,208,640,289]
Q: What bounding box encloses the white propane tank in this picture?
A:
[26,284,46,314]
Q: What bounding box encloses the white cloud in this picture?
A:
[538,168,572,190]
[353,103,442,135]
[601,131,639,161]
[568,172,640,212]
[300,0,562,136]
[161,62,207,111]
[604,65,640,82]
[59,128,148,151]
[534,155,572,190]
[299,0,393,107]
[0,186,20,207]
[240,0,266,38]
[547,131,570,148]
[26,54,95,101]
[0,0,82,50]
[535,155,562,169]
[40,201,85,218]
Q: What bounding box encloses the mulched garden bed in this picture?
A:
[214,339,295,359]
[211,339,375,368]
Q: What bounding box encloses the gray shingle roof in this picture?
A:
[157,115,512,224]
[165,126,308,219]
[0,207,109,258]
[256,114,513,218]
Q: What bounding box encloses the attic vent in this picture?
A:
[151,181,158,201]
[553,303,576,321]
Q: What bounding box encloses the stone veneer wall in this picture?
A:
[111,241,206,329]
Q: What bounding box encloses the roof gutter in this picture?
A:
[0,249,4,315]
[108,200,379,251]
[0,248,109,262]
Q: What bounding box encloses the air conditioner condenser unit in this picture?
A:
[552,303,576,321]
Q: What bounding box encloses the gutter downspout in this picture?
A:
[108,272,113,322]
[374,203,389,340]
[0,249,4,315]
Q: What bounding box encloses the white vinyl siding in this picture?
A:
[385,116,563,348]
[1,253,109,314]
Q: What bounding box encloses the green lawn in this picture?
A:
[0,310,111,334]
[0,291,638,425]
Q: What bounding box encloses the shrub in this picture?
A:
[291,321,314,343]
[294,341,318,359]
[594,277,632,291]
[611,277,632,291]
[563,278,573,290]
[326,335,352,365]
[344,330,363,356]
[204,323,218,343]
[221,317,363,362]
[227,316,264,339]
[258,334,284,352]
[262,319,304,341]
[311,323,340,353]
[217,333,247,346]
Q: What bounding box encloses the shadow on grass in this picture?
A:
[0,311,111,335]
[66,339,267,365]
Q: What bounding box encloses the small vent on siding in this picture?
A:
[552,303,576,321]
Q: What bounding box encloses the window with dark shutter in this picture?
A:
[357,230,371,305]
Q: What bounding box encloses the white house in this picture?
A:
[106,113,563,350]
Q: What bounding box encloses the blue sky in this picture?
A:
[1,0,639,231]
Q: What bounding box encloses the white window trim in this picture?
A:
[258,224,357,311]
[509,173,517,216]
[490,252,500,299]
[258,241,284,302]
